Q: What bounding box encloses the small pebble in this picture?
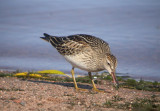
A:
[78,102,81,105]
[20,101,25,106]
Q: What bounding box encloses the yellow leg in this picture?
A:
[88,72,104,93]
[71,67,87,91]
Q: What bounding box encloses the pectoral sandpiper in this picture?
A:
[40,33,118,92]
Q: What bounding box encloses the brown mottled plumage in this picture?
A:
[43,33,111,56]
[40,33,118,92]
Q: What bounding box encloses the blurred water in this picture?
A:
[0,0,160,81]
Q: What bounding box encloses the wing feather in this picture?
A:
[43,33,110,55]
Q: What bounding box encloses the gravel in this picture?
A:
[0,77,159,111]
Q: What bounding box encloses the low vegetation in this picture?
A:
[103,95,160,111]
[0,70,160,92]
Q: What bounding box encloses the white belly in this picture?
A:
[64,54,89,71]
[64,53,105,72]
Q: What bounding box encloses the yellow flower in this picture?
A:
[37,70,64,74]
[14,72,27,77]
[29,74,42,78]
[37,70,71,78]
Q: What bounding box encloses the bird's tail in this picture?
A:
[40,33,52,42]
[40,33,65,47]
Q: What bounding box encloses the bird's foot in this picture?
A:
[92,88,105,93]
[75,88,88,92]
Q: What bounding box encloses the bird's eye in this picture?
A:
[107,63,110,66]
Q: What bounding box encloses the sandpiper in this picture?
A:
[40,33,118,92]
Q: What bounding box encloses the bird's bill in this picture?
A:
[111,72,119,88]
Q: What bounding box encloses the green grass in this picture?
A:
[121,78,160,92]
[104,100,113,107]
[0,73,14,77]
[103,95,160,111]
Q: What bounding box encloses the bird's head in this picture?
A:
[104,53,119,89]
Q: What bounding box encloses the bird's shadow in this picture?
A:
[25,79,94,90]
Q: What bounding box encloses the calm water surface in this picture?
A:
[0,0,160,81]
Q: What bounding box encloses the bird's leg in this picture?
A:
[88,72,104,93]
[71,67,87,91]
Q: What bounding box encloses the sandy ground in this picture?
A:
[0,77,160,111]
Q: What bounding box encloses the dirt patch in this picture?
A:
[0,77,160,111]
